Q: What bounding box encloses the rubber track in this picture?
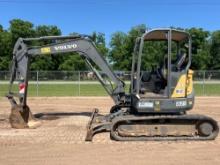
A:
[110,114,219,141]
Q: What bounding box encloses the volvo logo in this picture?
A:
[54,44,77,51]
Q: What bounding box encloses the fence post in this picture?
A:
[202,71,205,96]
[78,71,80,96]
[36,71,39,97]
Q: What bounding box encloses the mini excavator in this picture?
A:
[6,28,219,141]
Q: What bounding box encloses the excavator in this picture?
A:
[6,28,219,141]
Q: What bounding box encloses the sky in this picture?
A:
[0,0,220,43]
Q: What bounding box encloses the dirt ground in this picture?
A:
[0,97,220,165]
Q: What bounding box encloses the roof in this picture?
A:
[143,28,190,42]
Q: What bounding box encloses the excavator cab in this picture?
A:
[130,29,194,114]
[87,29,218,141]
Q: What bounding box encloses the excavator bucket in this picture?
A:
[9,105,41,129]
[7,96,41,129]
[85,109,111,141]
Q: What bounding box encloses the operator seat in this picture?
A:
[140,52,187,94]
[175,53,187,71]
[160,52,187,79]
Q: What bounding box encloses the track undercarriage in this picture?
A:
[86,109,219,141]
[7,96,219,142]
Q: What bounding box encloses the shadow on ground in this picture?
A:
[34,112,92,120]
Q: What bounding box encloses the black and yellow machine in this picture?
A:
[6,28,219,141]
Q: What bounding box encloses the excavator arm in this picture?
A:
[8,35,125,107]
[6,35,127,130]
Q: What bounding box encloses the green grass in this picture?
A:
[0,84,130,97]
[0,83,220,97]
[194,84,220,96]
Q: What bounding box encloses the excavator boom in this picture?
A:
[7,35,127,129]
[8,35,125,106]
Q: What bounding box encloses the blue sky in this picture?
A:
[0,0,220,43]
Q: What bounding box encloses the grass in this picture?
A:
[0,83,220,97]
[194,84,220,96]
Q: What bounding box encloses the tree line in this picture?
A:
[0,19,220,71]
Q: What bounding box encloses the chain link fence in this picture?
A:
[0,71,220,96]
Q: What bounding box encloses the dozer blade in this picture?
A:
[85,108,111,141]
[9,105,41,129]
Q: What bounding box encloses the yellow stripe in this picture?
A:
[41,47,51,54]
[171,74,186,98]
[186,70,194,96]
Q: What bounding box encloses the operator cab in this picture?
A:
[131,29,194,113]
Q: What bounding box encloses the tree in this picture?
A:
[9,19,35,44]
[0,27,12,70]
[0,24,3,32]
[109,24,146,70]
[1,18,220,71]
[210,31,220,69]
[56,32,87,71]
[30,25,63,70]
[187,28,210,70]
[35,25,61,36]
[6,21,73,71]
[58,32,109,71]
[109,31,128,70]
[58,55,87,70]
[141,41,167,70]
[91,32,108,57]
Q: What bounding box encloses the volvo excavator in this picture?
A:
[6,28,219,141]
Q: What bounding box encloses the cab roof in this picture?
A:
[143,28,190,42]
